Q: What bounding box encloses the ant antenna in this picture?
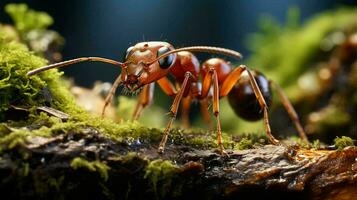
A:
[27,57,124,76]
[147,46,243,65]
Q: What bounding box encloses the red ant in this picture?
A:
[27,41,308,154]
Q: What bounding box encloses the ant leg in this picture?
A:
[157,76,177,96]
[102,74,122,117]
[212,69,226,154]
[219,65,279,145]
[270,80,308,142]
[181,96,191,128]
[200,99,213,129]
[245,68,279,145]
[132,83,155,121]
[158,72,192,153]
[219,66,246,97]
[201,68,226,154]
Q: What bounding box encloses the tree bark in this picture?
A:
[0,127,356,200]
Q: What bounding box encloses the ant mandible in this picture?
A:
[27,41,308,154]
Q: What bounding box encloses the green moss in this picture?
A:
[70,157,110,181]
[100,182,116,200]
[311,139,321,149]
[0,32,82,120]
[48,176,65,192]
[0,112,87,153]
[334,136,354,151]
[187,136,207,147]
[144,159,178,198]
[236,137,254,150]
[0,24,19,42]
[1,108,238,155]
[5,4,53,34]
[21,162,30,176]
[0,3,81,121]
[0,4,94,152]
[289,135,310,148]
[118,152,142,163]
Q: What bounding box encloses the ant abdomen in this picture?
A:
[228,70,272,121]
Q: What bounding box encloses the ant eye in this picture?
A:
[157,46,174,69]
[123,46,134,61]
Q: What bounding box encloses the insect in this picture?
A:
[27,41,308,154]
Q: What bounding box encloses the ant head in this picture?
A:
[121,41,176,92]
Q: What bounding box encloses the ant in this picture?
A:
[27,41,308,154]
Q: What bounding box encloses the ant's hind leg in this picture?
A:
[245,68,279,145]
[270,80,308,142]
[219,65,279,145]
[132,83,155,121]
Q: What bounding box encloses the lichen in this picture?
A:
[144,159,178,198]
[334,136,354,151]
[70,157,110,181]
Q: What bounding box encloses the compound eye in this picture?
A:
[157,46,174,69]
[123,46,134,61]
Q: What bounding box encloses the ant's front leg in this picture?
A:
[157,76,177,96]
[133,76,178,121]
[102,74,123,116]
[132,83,155,121]
[158,72,192,153]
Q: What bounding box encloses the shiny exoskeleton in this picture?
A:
[228,70,272,121]
[27,41,308,154]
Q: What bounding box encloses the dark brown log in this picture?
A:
[0,127,356,200]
